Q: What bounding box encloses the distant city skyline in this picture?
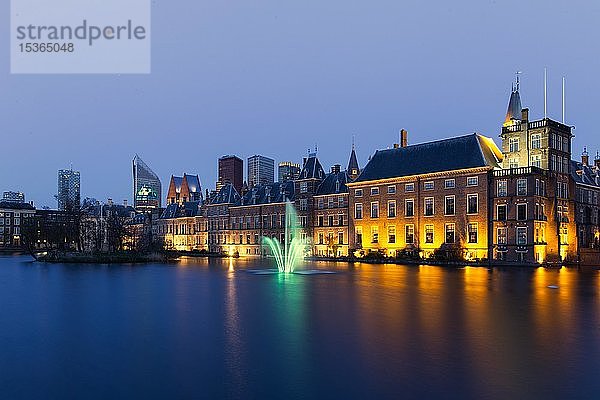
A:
[2,1,599,207]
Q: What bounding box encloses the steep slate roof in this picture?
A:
[347,147,359,174]
[316,171,349,195]
[354,133,502,183]
[0,201,35,210]
[183,174,201,194]
[505,89,522,124]
[211,183,241,205]
[571,160,600,188]
[171,176,183,193]
[161,201,202,219]
[299,154,326,180]
[239,181,295,206]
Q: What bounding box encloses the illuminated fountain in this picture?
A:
[263,202,304,273]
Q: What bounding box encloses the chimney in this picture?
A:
[595,151,600,168]
[582,147,589,166]
[107,198,113,206]
[123,199,128,207]
[393,143,399,149]
[331,164,341,174]
[521,108,529,122]
[400,129,408,148]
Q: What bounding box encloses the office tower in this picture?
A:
[278,161,301,182]
[57,168,81,211]
[218,155,243,194]
[133,154,162,210]
[247,155,275,187]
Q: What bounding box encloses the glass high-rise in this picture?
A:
[278,161,300,182]
[57,169,81,211]
[248,155,275,187]
[133,155,162,209]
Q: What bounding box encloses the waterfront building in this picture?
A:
[248,155,275,187]
[2,191,25,203]
[0,201,36,248]
[295,151,327,251]
[312,165,350,257]
[278,161,301,182]
[228,181,295,256]
[166,174,202,205]
[57,168,81,212]
[218,155,243,194]
[132,155,162,210]
[207,183,241,253]
[348,132,500,260]
[156,201,207,251]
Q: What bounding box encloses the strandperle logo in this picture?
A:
[11,0,151,74]
[15,20,148,46]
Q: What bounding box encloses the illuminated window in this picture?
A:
[425,224,434,244]
[405,199,414,217]
[467,194,478,214]
[405,183,415,193]
[509,137,519,152]
[355,227,362,245]
[299,198,308,211]
[355,189,363,197]
[424,181,434,191]
[531,134,541,149]
[509,159,519,169]
[445,224,455,244]
[355,203,363,219]
[387,185,396,194]
[468,223,478,243]
[370,202,379,218]
[300,182,308,193]
[531,155,541,168]
[497,227,507,244]
[445,196,455,215]
[424,197,434,216]
[387,200,396,218]
[405,224,414,244]
[517,178,527,196]
[371,187,379,196]
[467,176,478,187]
[444,179,455,189]
[517,227,527,245]
[388,225,396,244]
[371,226,379,243]
[338,231,344,245]
[497,180,508,197]
[318,232,324,244]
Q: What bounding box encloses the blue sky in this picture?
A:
[2,0,599,207]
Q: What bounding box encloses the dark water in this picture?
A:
[1,256,599,399]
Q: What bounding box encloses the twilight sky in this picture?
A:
[2,0,600,208]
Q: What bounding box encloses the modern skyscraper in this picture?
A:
[248,155,275,187]
[57,168,81,211]
[2,191,25,203]
[278,161,301,182]
[218,155,243,194]
[133,155,162,210]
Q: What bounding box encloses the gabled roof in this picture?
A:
[238,181,295,206]
[316,171,349,195]
[183,174,201,194]
[210,183,241,205]
[299,154,326,180]
[171,176,183,193]
[571,160,600,188]
[354,133,502,183]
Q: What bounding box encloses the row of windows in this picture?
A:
[354,195,479,219]
[316,196,347,209]
[496,225,564,246]
[317,231,345,245]
[496,203,547,221]
[354,177,479,197]
[316,214,346,227]
[497,178,548,197]
[355,223,479,245]
[507,133,569,153]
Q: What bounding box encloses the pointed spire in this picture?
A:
[504,73,522,126]
[347,139,360,181]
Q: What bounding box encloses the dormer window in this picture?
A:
[335,181,340,192]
